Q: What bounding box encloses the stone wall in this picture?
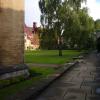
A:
[0,0,24,66]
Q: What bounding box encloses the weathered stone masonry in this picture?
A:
[0,0,29,80]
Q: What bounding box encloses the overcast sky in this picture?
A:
[25,0,100,27]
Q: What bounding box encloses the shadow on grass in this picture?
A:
[29,70,42,77]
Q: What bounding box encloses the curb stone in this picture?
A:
[8,61,78,100]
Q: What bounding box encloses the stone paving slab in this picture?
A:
[34,52,100,100]
[7,61,78,100]
[63,93,86,100]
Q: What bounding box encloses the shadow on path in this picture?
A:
[34,51,100,100]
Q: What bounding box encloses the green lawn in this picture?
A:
[25,50,82,64]
[29,67,55,77]
[0,50,84,99]
[0,67,55,100]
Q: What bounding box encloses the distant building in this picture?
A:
[24,24,40,50]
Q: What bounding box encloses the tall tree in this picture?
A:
[39,0,63,56]
[78,8,94,49]
[95,19,100,30]
[39,0,95,53]
[67,0,87,11]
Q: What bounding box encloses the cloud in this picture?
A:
[86,0,100,20]
[25,0,100,27]
[25,0,41,27]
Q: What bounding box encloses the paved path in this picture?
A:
[26,63,61,68]
[34,52,100,100]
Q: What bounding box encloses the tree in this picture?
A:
[77,8,95,49]
[95,19,100,30]
[39,0,63,56]
[39,0,95,53]
[68,0,87,11]
[95,19,100,52]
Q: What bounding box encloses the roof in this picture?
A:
[24,24,39,45]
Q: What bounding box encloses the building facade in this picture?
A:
[24,25,40,50]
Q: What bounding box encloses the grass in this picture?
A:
[0,67,55,100]
[24,50,82,64]
[0,50,84,99]
[29,67,55,77]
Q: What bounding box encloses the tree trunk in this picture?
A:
[58,36,62,56]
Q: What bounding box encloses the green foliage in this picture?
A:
[76,9,95,49]
[95,19,100,30]
[39,0,95,50]
[40,29,58,49]
[67,0,87,11]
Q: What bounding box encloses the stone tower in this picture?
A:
[0,0,29,80]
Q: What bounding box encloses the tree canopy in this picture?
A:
[95,19,100,30]
[39,0,95,51]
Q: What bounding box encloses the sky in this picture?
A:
[25,0,100,27]
[25,0,41,27]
